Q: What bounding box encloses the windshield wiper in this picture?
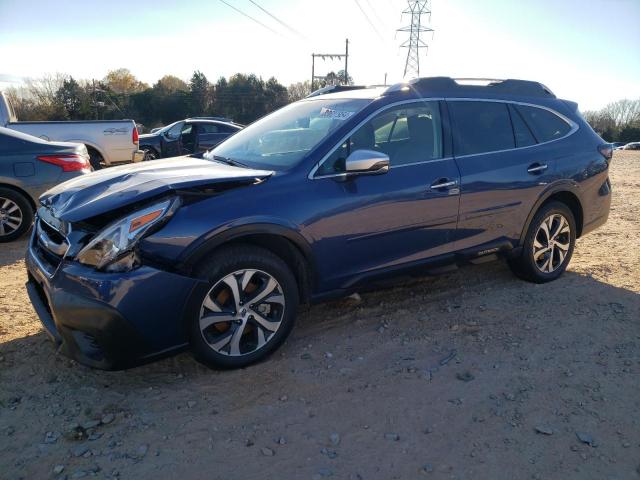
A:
[210,154,247,168]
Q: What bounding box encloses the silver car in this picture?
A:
[0,127,90,242]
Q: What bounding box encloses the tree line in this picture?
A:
[582,99,640,143]
[5,68,346,131]
[6,69,639,142]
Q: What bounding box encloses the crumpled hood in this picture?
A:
[41,156,273,222]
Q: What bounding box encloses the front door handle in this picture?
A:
[430,178,458,190]
[527,163,548,174]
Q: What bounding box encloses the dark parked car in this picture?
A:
[26,77,612,370]
[139,118,243,160]
[0,127,90,242]
[611,142,626,149]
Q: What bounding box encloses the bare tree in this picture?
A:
[602,99,640,128]
[287,81,311,102]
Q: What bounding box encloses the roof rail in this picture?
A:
[305,85,369,98]
[384,77,556,98]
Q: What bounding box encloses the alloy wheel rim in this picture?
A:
[198,269,286,357]
[533,213,571,273]
[0,197,23,237]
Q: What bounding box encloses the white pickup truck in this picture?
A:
[0,91,144,169]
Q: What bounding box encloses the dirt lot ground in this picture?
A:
[1,152,639,480]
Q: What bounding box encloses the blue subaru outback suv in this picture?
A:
[25,77,612,370]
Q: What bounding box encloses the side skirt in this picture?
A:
[309,239,516,304]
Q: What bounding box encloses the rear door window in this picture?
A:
[515,105,572,143]
[449,101,514,156]
[508,104,537,148]
[199,123,219,134]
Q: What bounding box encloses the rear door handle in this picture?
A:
[527,163,548,174]
[430,178,458,190]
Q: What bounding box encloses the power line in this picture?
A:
[219,0,281,36]
[354,0,384,40]
[364,0,387,30]
[247,0,306,39]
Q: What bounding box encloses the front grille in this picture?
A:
[39,219,66,245]
[34,216,69,272]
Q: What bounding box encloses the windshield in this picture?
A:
[204,98,371,170]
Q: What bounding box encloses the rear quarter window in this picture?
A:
[515,105,572,143]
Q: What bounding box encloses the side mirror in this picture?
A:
[344,149,390,176]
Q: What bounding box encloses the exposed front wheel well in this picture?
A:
[190,234,313,304]
[540,191,583,237]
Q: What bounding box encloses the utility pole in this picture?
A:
[397,1,434,79]
[311,38,350,91]
[344,39,349,84]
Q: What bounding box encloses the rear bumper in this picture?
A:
[25,231,204,370]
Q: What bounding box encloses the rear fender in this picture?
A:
[518,180,583,245]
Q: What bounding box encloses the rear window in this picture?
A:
[515,105,572,143]
[449,101,514,156]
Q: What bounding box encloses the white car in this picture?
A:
[1,91,144,169]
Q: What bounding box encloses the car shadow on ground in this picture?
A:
[1,260,638,392]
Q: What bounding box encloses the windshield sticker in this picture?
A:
[318,107,355,120]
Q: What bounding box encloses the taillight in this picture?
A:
[37,154,90,172]
[132,127,139,145]
[598,144,613,161]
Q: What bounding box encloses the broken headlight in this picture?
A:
[76,198,178,272]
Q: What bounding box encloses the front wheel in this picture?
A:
[508,201,576,283]
[190,245,299,369]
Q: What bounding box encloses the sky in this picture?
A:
[0,0,638,111]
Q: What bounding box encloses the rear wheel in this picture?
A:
[190,245,299,369]
[508,201,576,283]
[88,147,103,170]
[0,188,33,243]
[142,148,158,161]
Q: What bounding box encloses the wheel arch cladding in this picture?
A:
[183,231,314,304]
[521,188,584,245]
[541,191,583,237]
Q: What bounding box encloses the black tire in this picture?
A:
[508,201,576,283]
[88,148,103,170]
[142,148,158,161]
[0,187,34,243]
[190,244,299,369]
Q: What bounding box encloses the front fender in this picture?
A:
[177,217,315,274]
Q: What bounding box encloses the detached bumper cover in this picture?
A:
[25,235,203,370]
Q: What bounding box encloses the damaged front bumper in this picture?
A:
[25,227,204,370]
